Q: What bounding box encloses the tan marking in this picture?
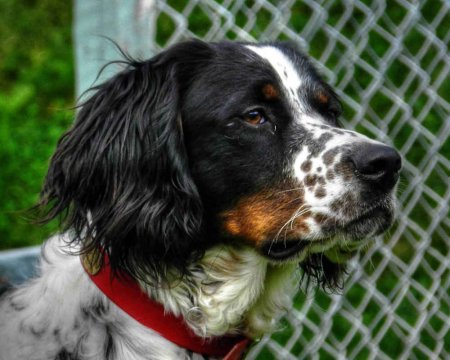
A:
[262,83,279,100]
[221,185,309,245]
[80,249,102,275]
[316,91,329,104]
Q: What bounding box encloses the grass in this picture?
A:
[0,0,448,359]
[0,0,74,249]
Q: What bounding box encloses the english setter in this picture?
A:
[0,40,401,360]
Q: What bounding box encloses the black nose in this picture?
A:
[350,143,402,190]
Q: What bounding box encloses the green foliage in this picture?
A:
[0,0,74,249]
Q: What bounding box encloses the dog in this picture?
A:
[0,40,401,360]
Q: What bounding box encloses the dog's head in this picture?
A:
[40,40,401,289]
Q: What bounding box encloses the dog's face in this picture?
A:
[40,40,400,287]
[180,42,401,264]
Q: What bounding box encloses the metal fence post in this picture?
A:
[74,0,158,97]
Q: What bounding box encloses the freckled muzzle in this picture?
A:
[311,139,402,240]
[219,138,402,262]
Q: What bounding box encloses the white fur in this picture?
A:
[246,45,304,113]
[142,245,296,338]
[0,234,296,359]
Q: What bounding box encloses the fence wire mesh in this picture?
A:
[75,0,449,359]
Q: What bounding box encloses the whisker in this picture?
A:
[268,205,309,253]
[274,205,310,243]
[272,187,305,195]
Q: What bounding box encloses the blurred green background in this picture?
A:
[0,0,74,249]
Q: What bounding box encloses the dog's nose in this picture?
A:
[350,143,402,190]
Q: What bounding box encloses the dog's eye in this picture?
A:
[244,110,267,125]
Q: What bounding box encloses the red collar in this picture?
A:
[81,253,250,359]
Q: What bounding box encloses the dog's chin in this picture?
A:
[318,200,396,241]
[259,204,394,263]
[260,240,310,261]
[259,238,364,265]
[335,203,396,239]
[259,239,353,292]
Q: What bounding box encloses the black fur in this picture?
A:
[56,349,78,360]
[37,39,363,289]
[300,254,347,292]
[38,41,215,284]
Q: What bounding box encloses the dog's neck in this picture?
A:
[139,245,298,339]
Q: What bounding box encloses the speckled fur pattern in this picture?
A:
[0,235,295,360]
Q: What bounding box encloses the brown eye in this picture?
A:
[244,110,267,125]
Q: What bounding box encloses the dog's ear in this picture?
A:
[39,40,215,283]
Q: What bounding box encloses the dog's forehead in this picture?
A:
[246,45,303,92]
[245,44,309,112]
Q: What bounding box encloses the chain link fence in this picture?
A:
[75,0,449,358]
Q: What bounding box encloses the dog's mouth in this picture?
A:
[335,203,395,238]
[260,203,394,262]
[261,240,310,260]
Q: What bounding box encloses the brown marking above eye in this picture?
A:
[316,91,329,105]
[220,185,309,245]
[262,83,279,100]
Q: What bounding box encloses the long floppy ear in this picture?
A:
[39,40,214,283]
